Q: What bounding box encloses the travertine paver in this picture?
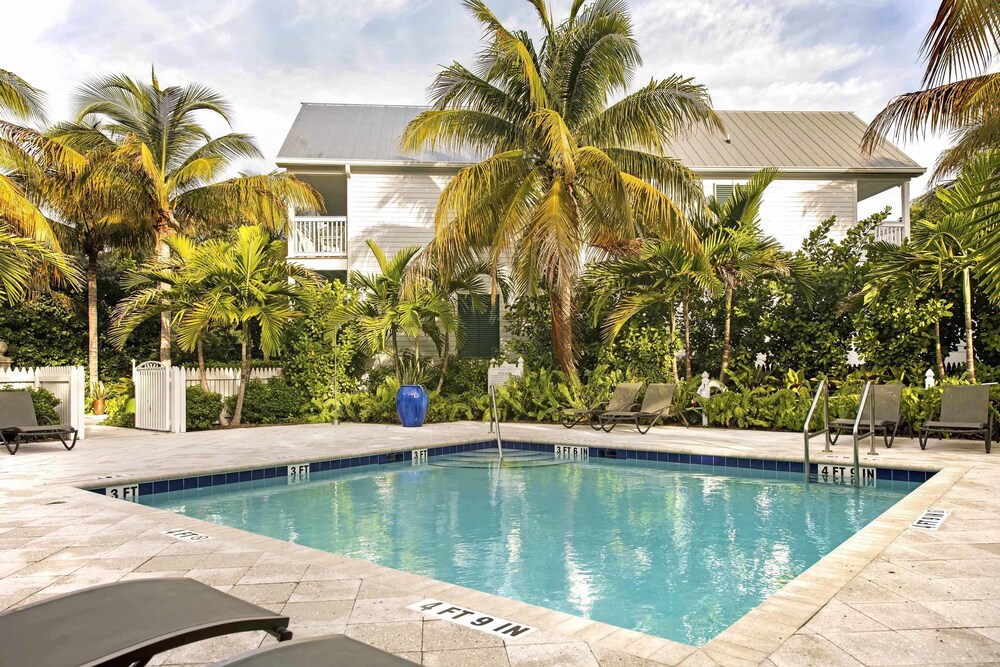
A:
[0,421,998,665]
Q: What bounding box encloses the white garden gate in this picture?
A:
[133,361,186,433]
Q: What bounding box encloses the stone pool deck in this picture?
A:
[0,421,997,666]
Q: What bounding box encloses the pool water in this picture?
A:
[143,458,917,645]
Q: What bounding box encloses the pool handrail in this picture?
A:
[802,378,829,483]
[852,381,878,484]
[489,385,503,461]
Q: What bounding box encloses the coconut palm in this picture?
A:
[401,0,722,379]
[0,70,83,299]
[862,0,1000,178]
[697,169,814,383]
[112,227,320,427]
[585,240,720,381]
[63,70,322,363]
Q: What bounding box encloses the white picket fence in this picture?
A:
[184,367,283,399]
[132,362,282,433]
[0,366,86,440]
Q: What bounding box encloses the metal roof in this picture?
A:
[277,104,923,175]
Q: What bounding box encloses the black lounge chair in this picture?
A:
[919,384,993,453]
[0,578,292,667]
[561,382,642,429]
[828,384,902,448]
[598,383,677,434]
[0,391,78,455]
[212,635,417,666]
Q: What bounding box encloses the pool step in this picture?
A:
[429,448,569,468]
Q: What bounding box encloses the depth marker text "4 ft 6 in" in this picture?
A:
[406,599,536,638]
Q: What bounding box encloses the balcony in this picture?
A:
[874,219,906,245]
[288,217,348,258]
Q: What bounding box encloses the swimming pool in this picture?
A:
[142,454,919,645]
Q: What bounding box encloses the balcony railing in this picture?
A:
[874,220,906,245]
[289,216,348,257]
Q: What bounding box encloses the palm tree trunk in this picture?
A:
[720,287,733,384]
[550,276,576,380]
[155,229,171,364]
[935,319,945,379]
[86,247,99,387]
[231,324,252,428]
[683,300,692,380]
[669,305,679,383]
[197,337,209,391]
[963,267,976,382]
[392,327,401,382]
[436,335,450,392]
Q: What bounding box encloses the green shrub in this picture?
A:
[186,386,223,431]
[225,377,305,424]
[102,378,136,427]
[0,386,60,423]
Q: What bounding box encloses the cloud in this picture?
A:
[4,0,948,200]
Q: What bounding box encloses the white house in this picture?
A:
[276,104,924,357]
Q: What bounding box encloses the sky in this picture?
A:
[4,0,948,217]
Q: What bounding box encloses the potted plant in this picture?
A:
[91,381,106,416]
[396,355,429,427]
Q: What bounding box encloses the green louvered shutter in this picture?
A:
[458,295,500,357]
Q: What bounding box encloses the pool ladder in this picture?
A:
[802,379,876,486]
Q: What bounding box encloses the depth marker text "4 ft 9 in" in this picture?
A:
[407,599,536,638]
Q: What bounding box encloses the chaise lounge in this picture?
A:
[0,578,292,667]
[561,382,642,429]
[828,383,902,448]
[598,383,677,434]
[0,391,78,455]
[212,635,418,666]
[918,384,993,453]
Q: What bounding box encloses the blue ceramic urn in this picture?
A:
[396,384,429,427]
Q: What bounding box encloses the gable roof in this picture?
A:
[277,104,923,175]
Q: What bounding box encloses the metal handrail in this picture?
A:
[850,381,878,485]
[802,379,829,483]
[489,385,503,461]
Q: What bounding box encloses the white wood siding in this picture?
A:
[704,177,857,249]
[347,170,450,274]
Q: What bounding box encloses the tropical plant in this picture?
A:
[697,169,814,382]
[60,69,322,362]
[400,0,722,379]
[112,226,320,426]
[865,155,993,381]
[585,240,720,381]
[348,240,458,382]
[0,70,83,302]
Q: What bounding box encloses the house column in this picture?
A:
[901,180,911,239]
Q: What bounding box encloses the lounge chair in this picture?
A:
[213,635,417,666]
[598,383,677,434]
[561,382,642,429]
[828,384,902,448]
[0,578,292,667]
[919,384,993,453]
[0,391,78,455]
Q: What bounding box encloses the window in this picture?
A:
[458,295,500,358]
[714,183,734,204]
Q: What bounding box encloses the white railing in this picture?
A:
[289,217,348,257]
[875,220,906,245]
[0,366,86,438]
[183,367,282,399]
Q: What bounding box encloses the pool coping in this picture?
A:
[64,436,966,666]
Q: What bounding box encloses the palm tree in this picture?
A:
[63,70,322,363]
[866,156,992,381]
[697,169,813,383]
[862,1,1000,177]
[0,70,83,300]
[401,0,722,379]
[112,227,319,427]
[348,240,459,383]
[585,240,720,381]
